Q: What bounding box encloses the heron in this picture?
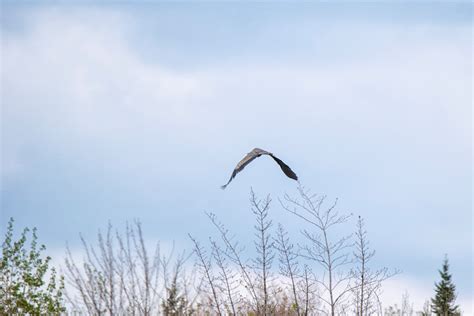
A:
[221,148,298,189]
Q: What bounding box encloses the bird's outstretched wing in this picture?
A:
[269,154,298,181]
[221,148,297,189]
[221,148,269,189]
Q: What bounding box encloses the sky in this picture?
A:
[1,1,472,313]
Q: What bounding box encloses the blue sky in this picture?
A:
[1,2,472,311]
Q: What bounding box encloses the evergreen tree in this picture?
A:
[162,273,192,315]
[0,218,65,315]
[431,255,460,316]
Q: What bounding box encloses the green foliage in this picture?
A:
[431,255,460,316]
[0,218,65,315]
[161,273,192,316]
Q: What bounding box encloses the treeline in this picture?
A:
[0,187,462,315]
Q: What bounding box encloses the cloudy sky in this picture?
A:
[1,1,472,312]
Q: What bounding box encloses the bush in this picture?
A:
[0,218,65,315]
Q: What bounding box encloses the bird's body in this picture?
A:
[221,148,298,189]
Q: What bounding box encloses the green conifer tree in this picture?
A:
[431,255,460,316]
[162,273,190,316]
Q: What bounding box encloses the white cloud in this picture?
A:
[3,7,470,139]
[1,8,214,181]
[2,9,206,137]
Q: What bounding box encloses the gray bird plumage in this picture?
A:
[221,148,298,189]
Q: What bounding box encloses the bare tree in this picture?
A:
[421,299,431,316]
[193,190,276,315]
[281,185,353,316]
[298,264,319,316]
[210,238,239,315]
[206,212,260,313]
[384,291,415,316]
[250,189,275,315]
[64,224,119,315]
[188,234,222,315]
[352,216,398,316]
[274,223,301,316]
[187,186,398,315]
[64,221,193,315]
[401,290,414,316]
[116,221,162,315]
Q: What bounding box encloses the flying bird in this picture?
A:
[221,148,298,189]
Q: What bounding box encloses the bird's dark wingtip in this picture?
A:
[220,185,227,190]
